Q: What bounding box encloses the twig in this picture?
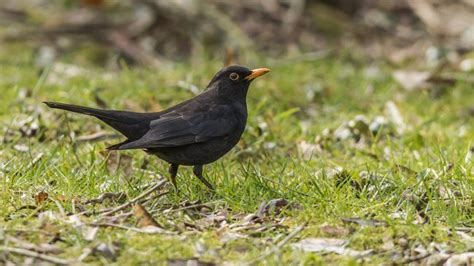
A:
[83,192,125,205]
[249,223,306,264]
[275,223,306,248]
[161,200,221,214]
[6,236,62,254]
[99,211,134,224]
[400,252,431,264]
[74,180,166,216]
[90,223,176,235]
[0,246,71,265]
[101,180,167,216]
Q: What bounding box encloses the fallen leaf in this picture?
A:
[424,253,450,265]
[292,238,347,253]
[83,226,99,242]
[319,225,351,237]
[34,191,49,205]
[445,252,474,266]
[195,211,227,229]
[78,248,93,262]
[291,238,372,257]
[66,215,99,241]
[131,225,172,234]
[93,243,117,262]
[133,204,161,228]
[382,236,395,251]
[256,199,297,218]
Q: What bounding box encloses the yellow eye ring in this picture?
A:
[229,73,239,81]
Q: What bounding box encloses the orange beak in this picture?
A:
[245,68,270,81]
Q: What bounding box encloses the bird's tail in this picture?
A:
[44,101,159,141]
[44,102,111,118]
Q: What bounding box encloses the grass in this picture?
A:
[0,43,473,265]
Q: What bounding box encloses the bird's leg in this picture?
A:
[193,165,214,191]
[168,164,179,191]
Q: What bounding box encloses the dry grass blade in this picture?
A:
[6,236,62,254]
[91,223,175,235]
[84,192,125,205]
[0,246,71,265]
[100,180,167,216]
[76,131,119,142]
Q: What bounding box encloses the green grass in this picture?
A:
[0,43,473,265]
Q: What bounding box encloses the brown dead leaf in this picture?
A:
[133,204,161,228]
[34,191,49,205]
[56,194,68,202]
[320,224,351,237]
[257,198,297,218]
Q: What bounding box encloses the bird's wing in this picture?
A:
[117,105,239,149]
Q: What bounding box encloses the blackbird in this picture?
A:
[44,65,270,190]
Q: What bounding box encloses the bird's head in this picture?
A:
[206,65,270,100]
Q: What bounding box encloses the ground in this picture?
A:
[0,44,473,265]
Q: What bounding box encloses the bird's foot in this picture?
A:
[193,165,214,191]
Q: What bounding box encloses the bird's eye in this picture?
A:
[229,72,239,81]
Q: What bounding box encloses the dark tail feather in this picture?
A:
[44,102,109,117]
[106,140,131,150]
[44,101,159,140]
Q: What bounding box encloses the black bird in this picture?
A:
[44,65,270,190]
